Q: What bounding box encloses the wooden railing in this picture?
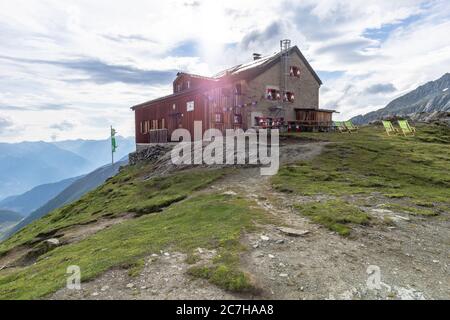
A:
[288,120,333,127]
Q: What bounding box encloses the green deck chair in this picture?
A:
[405,120,416,133]
[334,121,348,133]
[382,120,398,136]
[344,121,358,132]
[398,120,415,136]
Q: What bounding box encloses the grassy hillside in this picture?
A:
[0,165,226,254]
[0,193,269,299]
[273,123,450,235]
[0,158,273,299]
[0,162,264,299]
[0,124,448,299]
[2,160,127,241]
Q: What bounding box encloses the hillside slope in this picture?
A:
[352,73,450,124]
[1,160,127,241]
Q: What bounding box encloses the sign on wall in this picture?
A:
[187,101,195,112]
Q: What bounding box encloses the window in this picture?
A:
[187,81,191,89]
[214,113,223,123]
[290,66,301,77]
[187,101,195,112]
[233,114,242,124]
[141,120,150,134]
[173,103,176,110]
[176,84,182,92]
[266,88,281,100]
[160,118,166,129]
[284,91,295,103]
[151,120,158,130]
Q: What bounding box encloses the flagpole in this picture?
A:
[111,126,114,166]
[111,126,118,166]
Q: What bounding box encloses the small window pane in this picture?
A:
[187,101,195,112]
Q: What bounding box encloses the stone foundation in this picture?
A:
[129,144,174,166]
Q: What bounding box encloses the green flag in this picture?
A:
[111,127,118,153]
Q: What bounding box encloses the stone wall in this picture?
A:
[129,144,173,166]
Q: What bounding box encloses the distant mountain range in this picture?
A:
[53,136,135,169]
[0,210,23,224]
[0,142,91,200]
[0,136,134,240]
[1,159,127,241]
[352,73,450,124]
[0,136,134,200]
[0,176,81,215]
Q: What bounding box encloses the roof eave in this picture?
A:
[226,46,323,86]
[131,87,204,110]
[294,108,338,113]
[291,46,322,86]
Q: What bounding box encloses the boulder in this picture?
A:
[45,238,60,248]
[278,227,310,237]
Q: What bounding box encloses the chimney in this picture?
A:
[253,53,262,61]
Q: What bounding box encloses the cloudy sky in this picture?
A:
[1,0,449,142]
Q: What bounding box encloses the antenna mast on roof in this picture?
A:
[280,39,291,98]
[270,39,291,119]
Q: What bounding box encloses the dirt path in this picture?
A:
[52,250,239,300]
[50,141,449,300]
[210,141,449,300]
[231,180,449,300]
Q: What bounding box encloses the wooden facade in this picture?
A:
[134,89,207,143]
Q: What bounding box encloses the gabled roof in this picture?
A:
[213,46,322,85]
[132,86,203,110]
[132,45,322,110]
[174,72,217,82]
[213,52,279,78]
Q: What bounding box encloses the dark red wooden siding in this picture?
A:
[134,79,253,144]
[135,91,210,143]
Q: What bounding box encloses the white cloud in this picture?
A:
[49,120,75,131]
[0,116,14,134]
[0,0,449,141]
